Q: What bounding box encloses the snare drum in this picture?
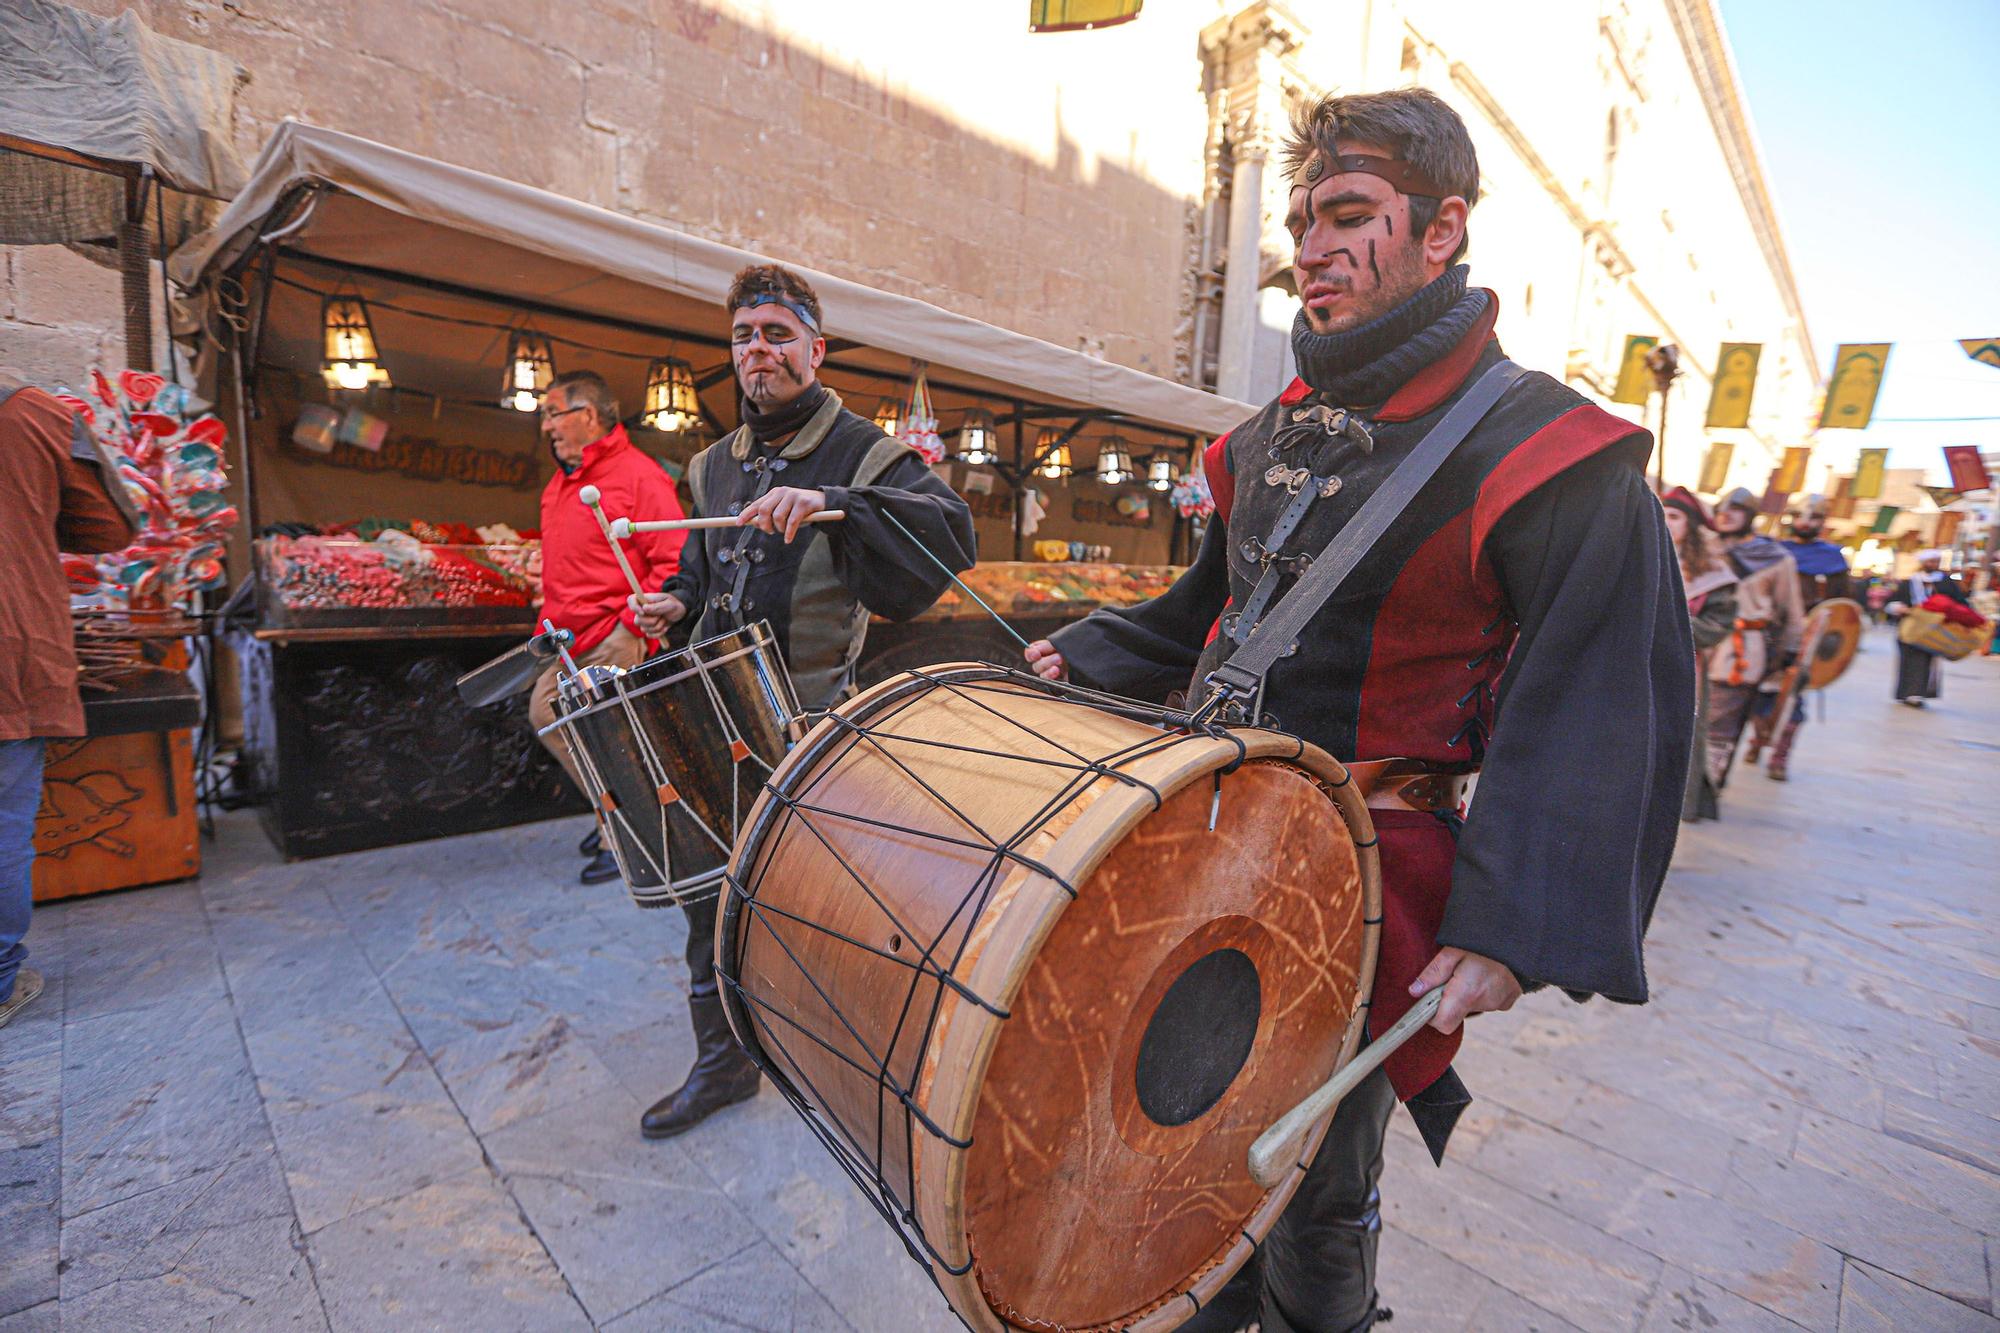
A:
[717,664,1380,1331]
[547,621,802,907]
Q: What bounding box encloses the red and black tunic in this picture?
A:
[1052,296,1692,1114]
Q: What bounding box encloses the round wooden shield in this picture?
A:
[1803,598,1864,690]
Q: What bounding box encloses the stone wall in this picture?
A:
[3,0,1219,383]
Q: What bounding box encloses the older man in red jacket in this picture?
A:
[1,371,137,1028]
[529,370,686,884]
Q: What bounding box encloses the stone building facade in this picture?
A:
[3,0,1812,493]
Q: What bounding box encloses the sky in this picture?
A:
[1718,0,2000,484]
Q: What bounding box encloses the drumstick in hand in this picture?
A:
[1246,988,1443,1189]
[578,485,645,598]
[611,511,846,535]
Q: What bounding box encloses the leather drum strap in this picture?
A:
[1200,361,1528,719]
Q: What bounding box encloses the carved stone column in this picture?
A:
[1199,2,1310,404]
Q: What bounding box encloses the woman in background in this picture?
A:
[1661,487,1737,822]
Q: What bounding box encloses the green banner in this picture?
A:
[1869,504,1900,534]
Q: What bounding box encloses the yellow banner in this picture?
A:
[1704,343,1761,428]
[1029,0,1143,31]
[1611,335,1657,405]
[1960,338,2000,369]
[1819,343,1891,428]
[1697,441,1734,493]
[1852,447,1889,499]
[1773,446,1811,493]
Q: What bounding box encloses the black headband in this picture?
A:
[740,291,821,334]
[1295,151,1448,200]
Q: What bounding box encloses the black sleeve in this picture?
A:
[1437,440,1693,1004]
[1047,515,1233,702]
[818,452,977,622]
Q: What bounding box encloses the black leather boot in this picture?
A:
[641,983,762,1139]
[579,826,603,858]
[579,848,621,885]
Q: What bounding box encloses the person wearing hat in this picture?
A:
[1703,486,1805,800]
[1660,487,1737,820]
[1885,549,1970,706]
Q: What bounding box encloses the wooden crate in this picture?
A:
[32,728,199,902]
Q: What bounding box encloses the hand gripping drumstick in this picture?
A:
[1247,988,1443,1189]
[610,511,845,535]
[577,485,646,598]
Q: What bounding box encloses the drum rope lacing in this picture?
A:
[717,664,1264,1299]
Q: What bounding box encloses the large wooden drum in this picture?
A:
[717,665,1380,1331]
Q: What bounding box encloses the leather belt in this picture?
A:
[1346,758,1473,814]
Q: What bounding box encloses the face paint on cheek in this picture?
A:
[1366,238,1381,286]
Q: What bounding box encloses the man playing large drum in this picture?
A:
[1027,88,1692,1332]
[630,264,976,1141]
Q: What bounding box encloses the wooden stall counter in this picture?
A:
[32,667,203,903]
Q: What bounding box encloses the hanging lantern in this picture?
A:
[501,329,556,412]
[873,397,902,439]
[955,408,999,465]
[1035,428,1072,479]
[1096,435,1134,485]
[1147,454,1176,491]
[641,355,701,431]
[321,295,388,392]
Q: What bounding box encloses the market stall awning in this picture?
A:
[0,0,246,249]
[171,121,1255,439]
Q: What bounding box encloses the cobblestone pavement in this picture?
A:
[3,628,1995,1331]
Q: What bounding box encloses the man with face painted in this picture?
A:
[1024,89,1691,1332]
[628,263,975,1140]
[1703,487,1805,794]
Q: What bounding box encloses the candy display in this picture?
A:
[58,368,240,613]
[917,561,1182,621]
[258,533,542,627]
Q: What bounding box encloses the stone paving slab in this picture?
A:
[1,628,1994,1330]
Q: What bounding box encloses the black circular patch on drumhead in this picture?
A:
[1135,948,1261,1127]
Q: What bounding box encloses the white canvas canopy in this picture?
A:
[172,121,1254,438]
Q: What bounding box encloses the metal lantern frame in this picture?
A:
[1095,434,1135,485]
[502,328,557,412]
[641,354,702,431]
[320,292,389,391]
[955,407,1000,465]
[1034,427,1072,479]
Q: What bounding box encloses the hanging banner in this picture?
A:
[1773,445,1811,493]
[1827,473,1855,520]
[1869,504,1900,534]
[1852,447,1889,499]
[1757,468,1791,514]
[1933,511,1965,546]
[1611,335,1658,405]
[1960,338,2000,370]
[1704,343,1761,428]
[1697,440,1734,493]
[1029,0,1143,31]
[1942,445,1993,493]
[1818,343,1891,428]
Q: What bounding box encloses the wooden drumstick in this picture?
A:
[1247,988,1443,1189]
[578,484,646,598]
[611,510,846,536]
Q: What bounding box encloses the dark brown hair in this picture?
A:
[1282,88,1480,262]
[725,263,823,330]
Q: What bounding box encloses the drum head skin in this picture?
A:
[964,759,1365,1329]
[720,667,1375,1332]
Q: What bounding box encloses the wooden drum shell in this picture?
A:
[718,666,1380,1332]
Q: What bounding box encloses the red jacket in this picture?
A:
[539,425,686,652]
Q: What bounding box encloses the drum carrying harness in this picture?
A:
[1196,360,1528,725]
